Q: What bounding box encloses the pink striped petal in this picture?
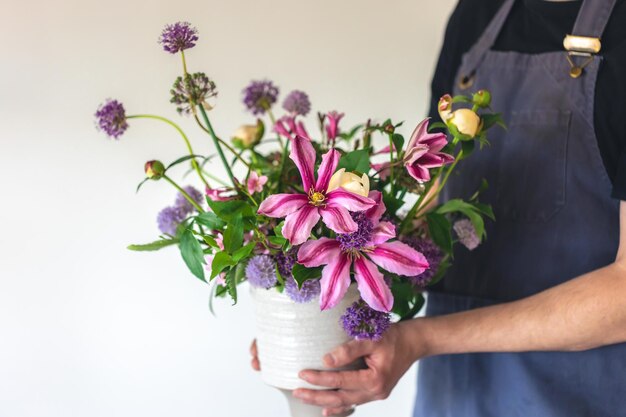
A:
[354,257,393,312]
[364,191,385,224]
[296,121,310,139]
[298,237,342,267]
[405,163,431,183]
[315,149,341,192]
[319,254,352,310]
[370,221,396,245]
[326,189,375,212]
[320,206,358,234]
[290,134,317,192]
[282,206,320,246]
[257,193,308,218]
[420,134,449,153]
[404,144,429,166]
[406,118,430,150]
[367,241,429,277]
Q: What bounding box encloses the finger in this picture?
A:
[324,339,374,367]
[323,406,355,417]
[293,388,368,408]
[250,339,257,357]
[299,369,370,389]
[251,357,261,371]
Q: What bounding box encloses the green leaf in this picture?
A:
[223,216,244,253]
[195,212,226,230]
[461,139,475,159]
[136,177,150,193]
[470,179,489,201]
[426,212,453,254]
[232,242,255,263]
[268,236,287,246]
[166,154,205,170]
[338,124,364,141]
[451,95,472,104]
[292,264,323,289]
[274,221,285,238]
[391,134,404,154]
[206,200,254,221]
[179,229,206,281]
[211,251,235,279]
[428,121,447,131]
[337,149,370,173]
[436,199,486,239]
[127,238,179,251]
[480,113,507,131]
[472,202,495,221]
[225,267,238,305]
[382,191,404,217]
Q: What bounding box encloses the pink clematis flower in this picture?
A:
[274,116,310,141]
[404,118,454,183]
[325,111,344,142]
[258,135,376,245]
[298,191,429,312]
[247,171,268,194]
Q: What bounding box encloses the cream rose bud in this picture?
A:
[232,120,264,148]
[448,108,481,137]
[327,168,370,197]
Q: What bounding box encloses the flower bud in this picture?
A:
[472,90,491,108]
[327,168,370,197]
[448,109,481,137]
[437,94,453,121]
[145,160,165,180]
[232,119,264,149]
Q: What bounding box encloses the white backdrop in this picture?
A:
[0,1,456,416]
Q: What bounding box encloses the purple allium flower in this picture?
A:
[246,255,278,289]
[170,72,217,115]
[336,212,374,252]
[243,80,279,115]
[341,300,391,340]
[175,185,204,214]
[274,249,297,278]
[159,22,199,54]
[282,90,311,116]
[402,236,442,286]
[453,219,480,250]
[95,99,128,139]
[284,276,321,303]
[157,206,187,236]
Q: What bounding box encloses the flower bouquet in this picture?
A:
[96,22,503,416]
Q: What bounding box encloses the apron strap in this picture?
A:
[571,0,617,39]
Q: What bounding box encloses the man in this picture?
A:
[252,0,626,415]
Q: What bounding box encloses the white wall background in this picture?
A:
[0,1,456,416]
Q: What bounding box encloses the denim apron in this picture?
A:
[414,0,623,415]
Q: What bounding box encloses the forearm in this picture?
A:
[411,260,626,358]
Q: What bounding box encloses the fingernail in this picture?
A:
[299,371,308,381]
[293,390,305,399]
[323,353,335,366]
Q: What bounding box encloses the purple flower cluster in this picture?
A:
[336,212,373,252]
[157,206,187,236]
[274,249,297,278]
[284,276,321,303]
[402,236,442,287]
[246,255,278,289]
[170,72,217,115]
[453,219,480,250]
[95,99,128,139]
[243,80,279,115]
[341,300,391,340]
[282,90,311,116]
[157,185,203,236]
[159,22,198,54]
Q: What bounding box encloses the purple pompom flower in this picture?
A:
[159,22,199,54]
[175,185,204,214]
[341,300,391,340]
[402,236,442,287]
[243,80,279,115]
[157,206,188,236]
[453,219,480,250]
[284,276,321,303]
[170,72,217,115]
[95,99,128,139]
[336,212,374,252]
[282,90,311,116]
[246,255,278,289]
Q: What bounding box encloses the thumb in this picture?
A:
[324,339,374,368]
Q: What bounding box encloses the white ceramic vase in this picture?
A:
[250,284,362,417]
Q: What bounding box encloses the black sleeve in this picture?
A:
[428,0,504,120]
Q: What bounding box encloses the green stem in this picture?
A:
[277,139,290,193]
[415,149,463,219]
[193,115,251,168]
[127,114,210,188]
[181,50,189,75]
[163,174,204,212]
[388,132,395,195]
[197,106,237,187]
[267,109,284,148]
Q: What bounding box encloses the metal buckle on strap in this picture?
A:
[563,35,601,78]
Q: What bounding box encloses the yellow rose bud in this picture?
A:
[448,108,481,137]
[231,119,264,149]
[327,168,370,197]
[144,160,165,180]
